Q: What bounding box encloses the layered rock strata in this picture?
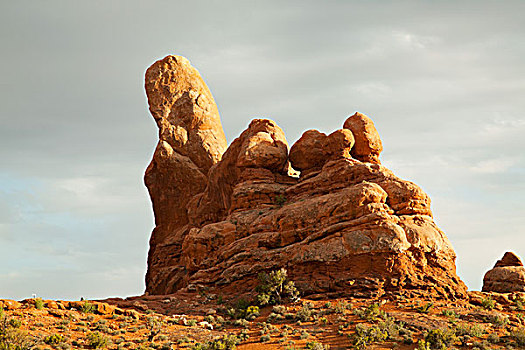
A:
[483,252,525,293]
[144,55,467,299]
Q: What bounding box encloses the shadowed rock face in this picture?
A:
[144,55,467,299]
[483,252,525,293]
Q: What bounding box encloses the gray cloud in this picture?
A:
[1,0,524,298]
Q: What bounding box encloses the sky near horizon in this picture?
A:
[1,1,524,300]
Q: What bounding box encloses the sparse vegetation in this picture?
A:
[295,303,312,322]
[274,194,287,207]
[481,296,495,310]
[34,298,44,310]
[81,301,96,314]
[191,334,239,350]
[3,289,525,350]
[255,268,299,306]
[44,333,65,346]
[86,331,109,349]
[422,328,456,350]
[0,312,33,350]
[351,323,387,349]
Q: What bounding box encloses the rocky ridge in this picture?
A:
[144,55,467,299]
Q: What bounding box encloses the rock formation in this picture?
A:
[144,55,467,299]
[483,252,525,293]
[144,56,227,294]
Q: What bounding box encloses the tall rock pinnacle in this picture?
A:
[144,56,227,294]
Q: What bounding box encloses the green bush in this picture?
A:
[423,328,456,349]
[34,298,44,310]
[440,309,457,319]
[415,302,434,314]
[455,323,485,337]
[351,323,387,349]
[295,304,312,322]
[274,194,286,207]
[486,313,509,328]
[255,268,299,306]
[481,296,495,310]
[86,332,108,349]
[191,334,239,350]
[353,303,385,321]
[81,301,96,314]
[44,333,65,346]
[260,335,271,342]
[512,328,525,346]
[0,314,33,350]
[305,341,330,350]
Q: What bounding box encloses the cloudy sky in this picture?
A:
[1,1,524,300]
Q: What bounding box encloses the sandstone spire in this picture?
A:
[144,56,227,294]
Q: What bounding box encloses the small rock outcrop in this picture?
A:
[483,252,525,293]
[144,55,467,299]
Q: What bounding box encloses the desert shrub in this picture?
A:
[146,316,162,341]
[299,330,310,340]
[472,340,491,350]
[487,332,500,344]
[377,315,402,340]
[260,334,271,342]
[44,333,65,346]
[256,268,299,306]
[274,194,286,207]
[86,331,108,349]
[415,302,434,314]
[512,327,525,346]
[422,328,456,349]
[272,305,286,314]
[0,314,33,350]
[334,300,352,314]
[485,313,509,328]
[351,323,387,349]
[245,305,259,320]
[417,340,431,350]
[295,304,312,322]
[353,303,385,321]
[233,319,248,328]
[226,298,253,320]
[440,309,458,319]
[7,320,20,329]
[481,296,495,310]
[238,329,249,342]
[454,323,485,337]
[305,341,330,350]
[81,301,96,314]
[191,334,239,350]
[34,298,44,310]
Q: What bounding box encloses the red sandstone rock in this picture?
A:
[289,129,354,175]
[483,252,525,293]
[495,251,523,268]
[343,112,383,164]
[143,56,467,299]
[144,55,227,294]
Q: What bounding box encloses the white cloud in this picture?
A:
[469,157,519,174]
